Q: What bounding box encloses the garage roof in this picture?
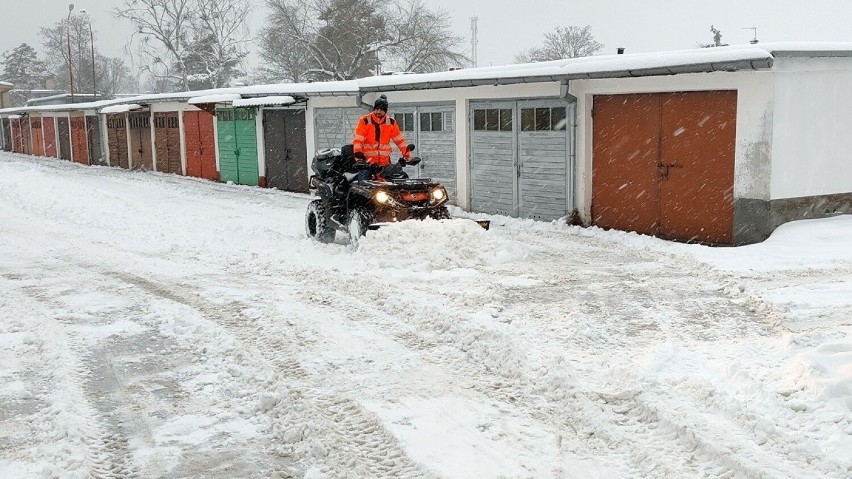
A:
[2,43,851,116]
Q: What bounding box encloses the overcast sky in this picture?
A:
[1,0,851,77]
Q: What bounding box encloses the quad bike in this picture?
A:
[305,144,467,245]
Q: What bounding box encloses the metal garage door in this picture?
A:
[30,116,44,157]
[154,112,182,174]
[592,91,737,244]
[1,118,11,151]
[264,109,309,192]
[11,118,23,153]
[470,100,573,220]
[129,112,153,170]
[43,117,57,158]
[315,107,363,150]
[57,117,72,161]
[20,116,32,155]
[394,104,457,202]
[470,102,516,216]
[216,107,259,186]
[87,116,104,165]
[518,100,572,220]
[106,114,129,169]
[183,111,218,180]
[70,115,89,165]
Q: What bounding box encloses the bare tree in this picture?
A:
[40,16,133,97]
[186,0,251,88]
[257,0,314,82]
[383,0,468,73]
[97,56,133,95]
[260,0,468,82]
[115,0,250,91]
[115,0,194,90]
[515,25,603,63]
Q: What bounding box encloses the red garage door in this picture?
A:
[183,111,218,180]
[592,91,737,244]
[43,117,58,158]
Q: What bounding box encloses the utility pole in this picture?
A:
[67,3,75,103]
[80,10,96,99]
[470,17,479,67]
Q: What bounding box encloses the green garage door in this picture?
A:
[216,107,259,186]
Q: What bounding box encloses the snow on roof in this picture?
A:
[1,42,850,117]
[188,93,242,105]
[238,80,360,97]
[232,95,297,107]
[100,103,144,114]
[0,81,12,88]
[358,46,776,91]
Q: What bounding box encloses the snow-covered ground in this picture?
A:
[0,152,849,479]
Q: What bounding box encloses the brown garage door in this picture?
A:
[129,112,153,171]
[31,117,45,157]
[154,113,182,174]
[592,91,737,244]
[70,115,89,165]
[107,114,129,169]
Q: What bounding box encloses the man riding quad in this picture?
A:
[304,96,452,245]
[351,94,411,180]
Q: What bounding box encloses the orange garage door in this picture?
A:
[592,91,737,244]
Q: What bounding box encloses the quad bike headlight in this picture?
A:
[374,190,392,204]
[430,187,447,203]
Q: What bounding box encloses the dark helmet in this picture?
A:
[373,94,389,112]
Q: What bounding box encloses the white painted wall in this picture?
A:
[569,70,775,221]
[769,56,852,199]
[150,102,205,113]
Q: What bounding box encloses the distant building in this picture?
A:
[0,81,11,109]
[25,92,106,107]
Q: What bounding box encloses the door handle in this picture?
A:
[658,163,683,180]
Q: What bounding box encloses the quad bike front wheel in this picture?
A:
[347,207,375,247]
[305,199,336,243]
[429,206,451,220]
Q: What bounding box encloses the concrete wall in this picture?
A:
[769,56,852,199]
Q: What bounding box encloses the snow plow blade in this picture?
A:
[367,219,490,231]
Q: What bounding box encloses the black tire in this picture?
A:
[347,207,375,247]
[429,206,451,220]
[305,199,335,243]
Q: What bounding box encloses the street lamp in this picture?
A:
[67,3,75,103]
[80,9,96,99]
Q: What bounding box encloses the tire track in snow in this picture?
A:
[1,276,138,479]
[279,229,844,478]
[100,270,432,479]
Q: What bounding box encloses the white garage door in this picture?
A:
[469,99,574,220]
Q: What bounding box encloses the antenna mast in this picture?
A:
[742,26,759,44]
[470,16,479,67]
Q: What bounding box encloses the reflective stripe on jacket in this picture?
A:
[352,113,409,166]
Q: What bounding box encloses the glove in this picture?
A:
[353,151,365,160]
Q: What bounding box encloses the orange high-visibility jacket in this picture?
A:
[352,112,409,167]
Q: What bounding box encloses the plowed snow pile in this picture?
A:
[354,218,537,271]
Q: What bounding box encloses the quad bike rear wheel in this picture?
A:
[305,199,336,243]
[347,207,375,247]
